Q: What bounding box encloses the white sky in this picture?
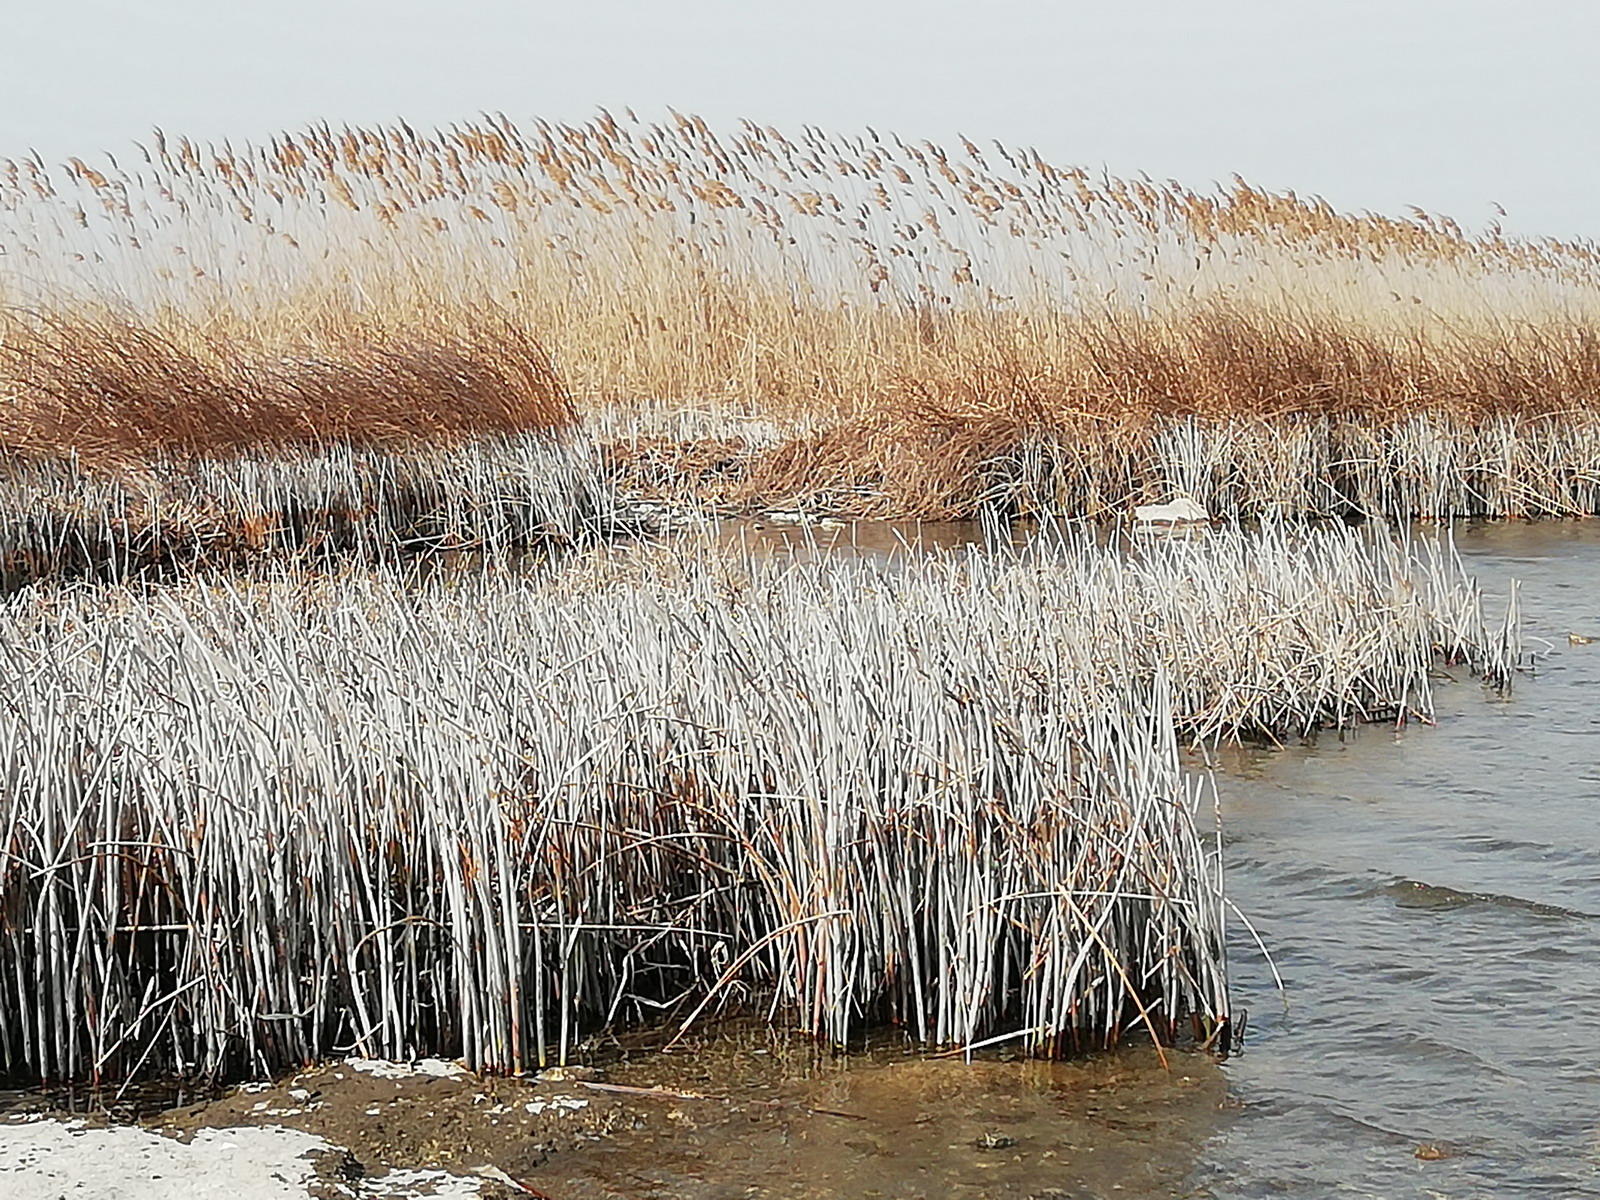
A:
[2,0,1595,239]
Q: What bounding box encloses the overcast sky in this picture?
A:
[3,0,1595,239]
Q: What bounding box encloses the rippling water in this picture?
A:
[689,516,1600,1196]
[1193,522,1600,1198]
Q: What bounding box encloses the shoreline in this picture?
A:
[4,409,1598,591]
[2,1040,1229,1200]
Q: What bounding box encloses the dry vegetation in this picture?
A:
[0,310,571,464]
[3,111,1600,531]
[0,115,1546,1087]
[0,527,1514,1084]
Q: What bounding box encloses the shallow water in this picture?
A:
[523,517,1600,1197]
[562,1036,1227,1200]
[1191,521,1600,1198]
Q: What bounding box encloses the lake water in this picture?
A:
[1192,521,1600,1198]
[549,519,1597,1199]
[722,518,1600,1197]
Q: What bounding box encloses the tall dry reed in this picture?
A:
[0,526,1513,1084]
[3,113,1598,520]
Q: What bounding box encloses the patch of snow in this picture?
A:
[343,1056,466,1080]
[470,1164,526,1191]
[1132,497,1210,525]
[524,1096,589,1115]
[0,1119,485,1199]
[376,1168,484,1197]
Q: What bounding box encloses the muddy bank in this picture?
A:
[564,1037,1231,1200]
[2,1039,1229,1200]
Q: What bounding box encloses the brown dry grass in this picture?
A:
[3,112,1599,514]
[605,303,1600,516]
[0,308,570,467]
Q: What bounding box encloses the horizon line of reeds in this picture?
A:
[3,110,1599,528]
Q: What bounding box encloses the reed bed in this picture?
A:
[4,112,1599,520]
[0,433,613,589]
[0,307,610,582]
[0,310,573,464]
[0,526,1512,1084]
[611,411,1600,521]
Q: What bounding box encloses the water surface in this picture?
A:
[9,518,1594,1199]
[695,516,1600,1196]
[1194,521,1600,1198]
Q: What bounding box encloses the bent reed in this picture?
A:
[4,112,1600,526]
[0,527,1513,1084]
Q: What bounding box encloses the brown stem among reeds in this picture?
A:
[0,434,615,590]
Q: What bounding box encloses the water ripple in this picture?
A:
[1197,522,1600,1199]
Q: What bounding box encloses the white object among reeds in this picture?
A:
[1133,496,1210,527]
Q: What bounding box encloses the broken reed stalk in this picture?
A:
[3,112,1599,520]
[0,526,1514,1084]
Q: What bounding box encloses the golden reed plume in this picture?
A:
[2,110,1598,519]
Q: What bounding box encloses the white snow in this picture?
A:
[1133,497,1210,525]
[523,1096,589,1116]
[0,1118,484,1200]
[342,1056,466,1080]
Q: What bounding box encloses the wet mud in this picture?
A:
[14,1035,1229,1199]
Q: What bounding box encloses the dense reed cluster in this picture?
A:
[0,308,606,583]
[0,527,1513,1084]
[0,311,572,464]
[0,434,612,589]
[612,411,1600,521]
[3,112,1599,521]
